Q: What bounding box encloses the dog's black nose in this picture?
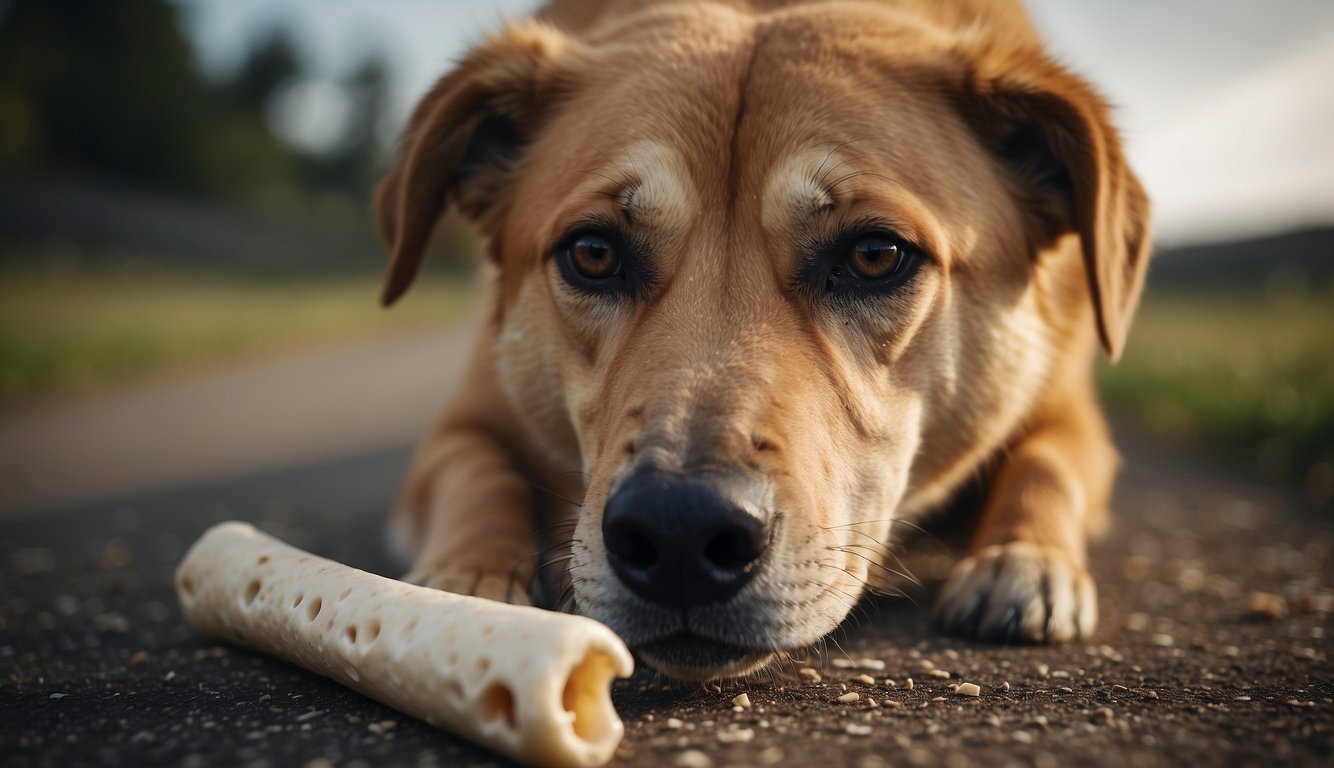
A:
[602,470,768,609]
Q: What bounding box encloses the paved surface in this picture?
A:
[0,325,473,515]
[2,428,1331,767]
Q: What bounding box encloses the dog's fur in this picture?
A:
[375,0,1149,679]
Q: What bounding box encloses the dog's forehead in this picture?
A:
[520,8,1001,269]
[611,141,699,238]
[758,147,841,236]
[620,44,964,194]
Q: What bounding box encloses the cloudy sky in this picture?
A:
[177,0,1334,246]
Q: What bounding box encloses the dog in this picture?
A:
[374,0,1149,680]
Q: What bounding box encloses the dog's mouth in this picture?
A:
[637,633,776,680]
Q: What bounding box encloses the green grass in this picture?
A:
[3,260,1329,501]
[1098,287,1334,493]
[0,266,476,405]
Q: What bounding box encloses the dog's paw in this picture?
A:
[404,565,532,606]
[933,542,1096,643]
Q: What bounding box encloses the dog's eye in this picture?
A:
[815,233,922,295]
[567,233,620,280]
[554,226,652,300]
[846,237,906,281]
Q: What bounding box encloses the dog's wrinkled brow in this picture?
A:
[607,141,698,239]
[762,148,844,235]
[618,184,641,224]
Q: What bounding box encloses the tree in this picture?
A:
[228,29,303,115]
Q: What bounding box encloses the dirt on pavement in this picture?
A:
[1,431,1330,767]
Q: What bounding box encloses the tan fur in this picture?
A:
[376,0,1150,678]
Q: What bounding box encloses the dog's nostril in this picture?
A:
[606,523,658,568]
[622,529,658,568]
[703,527,763,570]
[602,469,770,608]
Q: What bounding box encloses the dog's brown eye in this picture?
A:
[807,230,923,296]
[847,237,904,281]
[568,234,619,280]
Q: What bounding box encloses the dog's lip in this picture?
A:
[636,633,775,680]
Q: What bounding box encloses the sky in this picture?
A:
[175,0,1334,246]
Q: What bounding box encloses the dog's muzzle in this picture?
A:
[601,468,770,610]
[600,467,776,677]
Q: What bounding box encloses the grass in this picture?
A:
[2,259,1329,502]
[1098,286,1334,499]
[0,265,477,406]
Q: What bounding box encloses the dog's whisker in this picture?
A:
[829,541,888,554]
[578,168,628,190]
[825,633,856,664]
[825,543,888,569]
[588,144,636,189]
[827,169,898,193]
[819,518,934,554]
[535,552,578,567]
[526,481,585,509]
[554,585,578,614]
[813,138,864,189]
[828,544,923,588]
[827,545,910,586]
[832,527,888,550]
[821,520,888,533]
[879,548,922,587]
[815,553,871,582]
[828,525,923,579]
[588,130,641,182]
[530,531,577,551]
[816,156,855,194]
[525,553,577,593]
[821,517,929,536]
[810,565,870,624]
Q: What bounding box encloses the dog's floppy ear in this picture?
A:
[374,22,573,306]
[960,50,1151,360]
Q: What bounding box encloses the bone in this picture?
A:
[175,522,633,768]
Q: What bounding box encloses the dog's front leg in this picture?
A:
[395,423,537,604]
[391,333,541,606]
[934,386,1116,643]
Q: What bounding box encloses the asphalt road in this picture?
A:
[2,431,1331,768]
[0,326,472,515]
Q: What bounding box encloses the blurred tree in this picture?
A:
[227,29,303,116]
[0,0,213,185]
[0,0,297,200]
[0,0,453,271]
[300,52,392,201]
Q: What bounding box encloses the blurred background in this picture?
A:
[0,0,1331,513]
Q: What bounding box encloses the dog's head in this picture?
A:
[376,3,1149,679]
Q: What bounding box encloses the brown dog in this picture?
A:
[375,0,1149,680]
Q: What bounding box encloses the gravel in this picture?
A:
[1,433,1331,767]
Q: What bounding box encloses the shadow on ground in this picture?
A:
[2,431,1331,767]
